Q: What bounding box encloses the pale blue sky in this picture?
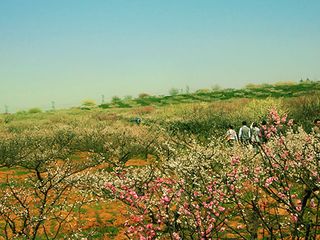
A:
[0,0,319,112]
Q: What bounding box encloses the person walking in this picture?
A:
[312,118,320,137]
[259,120,268,143]
[250,122,260,152]
[225,125,238,146]
[239,121,251,145]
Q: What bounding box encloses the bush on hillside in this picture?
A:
[98,103,110,109]
[81,100,96,110]
[169,88,180,96]
[132,106,155,115]
[28,108,42,114]
[285,94,320,132]
[138,93,150,98]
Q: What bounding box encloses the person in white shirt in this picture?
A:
[250,122,260,152]
[239,121,251,145]
[225,125,238,146]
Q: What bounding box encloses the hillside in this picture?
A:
[99,81,320,109]
[0,81,320,239]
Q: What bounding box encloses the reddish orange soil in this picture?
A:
[0,154,152,240]
[1,153,319,239]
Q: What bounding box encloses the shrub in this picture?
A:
[132,106,155,115]
[116,102,132,108]
[285,94,320,132]
[195,88,210,94]
[0,129,103,239]
[103,109,320,239]
[124,95,133,101]
[111,97,132,108]
[3,114,14,124]
[169,88,179,96]
[92,112,119,122]
[28,108,42,114]
[16,110,27,115]
[273,80,297,86]
[211,84,221,91]
[81,99,96,110]
[111,96,121,104]
[135,98,151,106]
[138,93,150,98]
[98,103,110,109]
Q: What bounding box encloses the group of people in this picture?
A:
[225,120,267,148]
[226,118,320,148]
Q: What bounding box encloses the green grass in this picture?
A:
[73,207,88,214]
[14,170,30,176]
[0,167,12,172]
[69,153,83,161]
[50,220,57,237]
[91,226,119,239]
[92,202,103,211]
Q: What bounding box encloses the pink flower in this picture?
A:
[128,190,139,199]
[218,206,225,212]
[310,199,316,208]
[281,114,287,123]
[127,226,135,233]
[173,232,180,240]
[278,192,286,199]
[294,152,302,160]
[132,215,143,223]
[291,194,297,199]
[194,191,200,197]
[105,182,116,193]
[269,108,281,125]
[237,225,243,229]
[254,167,261,173]
[305,136,311,144]
[265,177,277,187]
[125,197,133,203]
[205,224,213,235]
[231,156,240,165]
[161,195,170,204]
[291,214,298,222]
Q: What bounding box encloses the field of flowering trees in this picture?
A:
[0,95,320,239]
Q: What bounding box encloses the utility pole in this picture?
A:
[186,85,190,94]
[51,101,55,111]
[4,105,8,114]
[101,94,105,104]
